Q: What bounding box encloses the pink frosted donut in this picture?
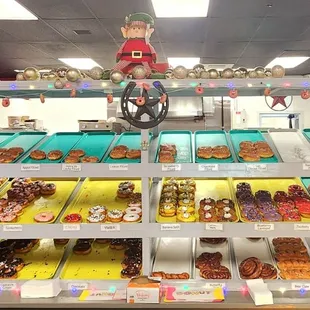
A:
[34,211,54,223]
[0,213,17,222]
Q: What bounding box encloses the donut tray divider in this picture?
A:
[231,237,279,280]
[59,177,142,224]
[0,131,47,163]
[228,129,278,163]
[154,130,193,163]
[194,130,234,163]
[0,132,16,145]
[230,177,310,223]
[0,177,79,224]
[103,132,152,163]
[194,238,234,281]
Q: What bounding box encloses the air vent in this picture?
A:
[73,30,91,35]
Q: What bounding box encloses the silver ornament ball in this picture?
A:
[200,71,210,79]
[265,68,272,77]
[187,69,197,79]
[173,65,187,79]
[222,68,234,79]
[193,64,205,77]
[16,73,25,81]
[208,69,219,79]
[248,70,258,78]
[66,68,81,82]
[234,69,242,78]
[54,79,64,89]
[255,66,265,78]
[132,65,147,79]
[164,69,174,79]
[88,66,104,80]
[271,65,285,78]
[110,70,124,84]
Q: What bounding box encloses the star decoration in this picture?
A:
[271,96,287,108]
[129,88,160,119]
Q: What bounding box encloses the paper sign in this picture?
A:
[0,283,17,291]
[3,225,23,232]
[68,283,89,290]
[162,164,181,171]
[291,283,310,290]
[199,164,219,171]
[294,223,310,231]
[62,164,81,172]
[204,283,226,289]
[246,164,267,172]
[109,164,128,171]
[63,224,80,231]
[254,223,274,231]
[79,290,116,301]
[101,224,120,232]
[21,164,40,171]
[161,224,181,231]
[205,223,223,231]
[303,163,310,170]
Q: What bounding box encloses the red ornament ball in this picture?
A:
[2,97,10,107]
[264,87,271,96]
[136,96,145,106]
[195,86,204,94]
[301,89,310,100]
[229,89,238,98]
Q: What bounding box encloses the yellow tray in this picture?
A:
[0,178,79,224]
[60,241,125,280]
[60,178,141,224]
[231,178,310,223]
[156,178,239,223]
[16,239,67,280]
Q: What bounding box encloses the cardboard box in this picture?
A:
[127,276,161,304]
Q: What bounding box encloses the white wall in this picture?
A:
[0,98,108,133]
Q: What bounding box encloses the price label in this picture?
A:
[254,223,274,231]
[63,224,80,231]
[198,164,219,171]
[109,164,128,171]
[246,164,267,172]
[68,283,89,290]
[303,163,310,170]
[62,164,81,172]
[162,164,181,171]
[204,282,226,289]
[79,290,115,301]
[3,225,22,232]
[292,283,310,290]
[294,223,310,231]
[161,224,181,231]
[0,283,17,291]
[205,223,223,231]
[21,164,40,171]
[101,224,120,232]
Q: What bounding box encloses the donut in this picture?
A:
[30,150,46,160]
[110,147,127,159]
[64,213,82,223]
[121,257,142,269]
[89,205,107,215]
[95,239,110,244]
[109,239,125,250]
[121,267,141,279]
[257,147,274,158]
[69,149,85,157]
[127,198,142,208]
[119,181,135,191]
[197,146,212,159]
[0,148,7,155]
[160,144,177,155]
[239,141,254,149]
[107,209,123,222]
[159,151,174,163]
[0,198,8,207]
[0,213,17,223]
[73,242,92,255]
[87,213,105,223]
[200,266,231,279]
[40,183,56,195]
[125,206,142,216]
[123,213,140,223]
[47,150,63,160]
[9,258,25,272]
[239,257,263,279]
[242,152,260,162]
[126,149,141,159]
[64,156,79,163]
[8,147,24,155]
[54,239,69,245]
[81,156,99,163]
[0,266,17,279]
[14,240,33,254]
[34,211,54,223]
[0,154,14,163]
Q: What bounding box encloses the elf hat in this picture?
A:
[125,12,155,28]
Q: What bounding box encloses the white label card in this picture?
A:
[62,164,81,172]
[3,225,22,232]
[303,163,310,170]
[21,164,40,171]
[109,164,128,171]
[246,164,267,172]
[101,224,120,232]
[0,283,17,291]
[294,223,310,231]
[292,283,310,290]
[161,224,181,231]
[204,282,226,289]
[162,164,181,171]
[198,164,219,171]
[68,283,89,290]
[205,223,223,231]
[254,223,274,231]
[63,224,80,231]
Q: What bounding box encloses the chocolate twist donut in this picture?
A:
[260,263,277,280]
[239,257,263,279]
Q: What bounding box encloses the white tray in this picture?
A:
[152,238,193,277]
[232,238,277,280]
[269,129,310,162]
[194,238,233,280]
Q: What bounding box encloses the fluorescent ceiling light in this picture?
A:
[58,58,101,70]
[266,56,310,69]
[168,57,200,68]
[151,0,209,17]
[14,69,51,73]
[0,0,37,20]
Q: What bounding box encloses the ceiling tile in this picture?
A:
[157,42,204,58]
[0,43,50,59]
[266,0,310,17]
[0,29,18,42]
[30,43,88,58]
[203,42,247,58]
[235,57,274,67]
[75,43,118,58]
[241,42,288,58]
[201,57,238,65]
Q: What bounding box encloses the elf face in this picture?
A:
[121,25,154,39]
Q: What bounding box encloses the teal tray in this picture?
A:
[60,132,116,163]
[194,130,234,163]
[22,132,84,163]
[0,133,16,145]
[0,132,47,163]
[302,129,310,143]
[229,129,278,163]
[301,178,310,192]
[104,132,152,163]
[155,130,193,163]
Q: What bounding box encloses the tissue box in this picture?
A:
[21,279,61,298]
[127,276,161,304]
[246,279,273,306]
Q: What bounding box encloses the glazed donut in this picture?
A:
[0,148,7,155]
[64,213,82,223]
[0,154,15,163]
[257,147,274,158]
[125,206,142,216]
[126,149,141,159]
[64,156,80,163]
[34,211,54,223]
[123,213,140,223]
[159,151,174,163]
[239,141,254,149]
[110,147,127,159]
[128,198,142,208]
[8,147,24,155]
[69,149,85,157]
[197,146,212,159]
[81,156,99,163]
[30,150,46,160]
[242,152,260,162]
[47,150,63,160]
[160,144,177,155]
[40,183,56,195]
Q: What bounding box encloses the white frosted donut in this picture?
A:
[87,213,105,223]
[125,207,142,215]
[123,213,140,222]
[89,205,107,215]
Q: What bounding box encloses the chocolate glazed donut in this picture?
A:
[200,266,231,279]
[239,257,263,279]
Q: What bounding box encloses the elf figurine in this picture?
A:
[113,12,157,76]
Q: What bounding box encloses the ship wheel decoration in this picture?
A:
[121,81,169,129]
[265,95,293,111]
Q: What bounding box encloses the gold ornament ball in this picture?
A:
[265,68,272,77]
[23,67,40,81]
[164,69,174,79]
[255,66,265,78]
[48,72,58,81]
[132,65,147,79]
[271,65,285,78]
[41,73,50,80]
[208,69,219,79]
[248,70,258,78]
[54,79,64,89]
[110,70,124,84]
[234,69,242,78]
[56,67,68,79]
[66,68,81,82]
[187,69,197,79]
[16,73,25,81]
[238,67,248,78]
[200,71,210,79]
[193,64,205,77]
[173,66,187,79]
[88,66,103,80]
[222,68,234,79]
